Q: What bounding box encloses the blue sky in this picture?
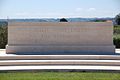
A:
[0,0,120,19]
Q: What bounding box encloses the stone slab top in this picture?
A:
[8,22,113,27]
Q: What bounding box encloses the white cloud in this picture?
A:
[88,8,96,11]
[16,12,28,16]
[75,8,83,12]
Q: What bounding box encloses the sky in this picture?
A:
[0,0,120,19]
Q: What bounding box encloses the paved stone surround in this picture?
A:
[0,49,120,71]
[1,65,120,71]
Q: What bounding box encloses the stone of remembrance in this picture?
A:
[6,22,115,55]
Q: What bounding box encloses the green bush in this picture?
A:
[0,22,8,49]
[114,25,120,48]
[114,37,120,48]
[114,25,120,34]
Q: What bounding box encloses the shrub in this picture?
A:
[0,22,8,49]
[114,37,120,48]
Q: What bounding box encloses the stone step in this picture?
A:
[0,55,120,60]
[0,65,120,71]
[1,60,120,66]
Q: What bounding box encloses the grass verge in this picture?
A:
[0,72,120,80]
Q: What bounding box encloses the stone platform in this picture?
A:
[1,65,120,71]
[0,49,120,71]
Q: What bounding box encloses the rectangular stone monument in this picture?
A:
[6,22,115,55]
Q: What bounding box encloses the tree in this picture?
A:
[60,18,68,22]
[94,19,106,22]
[115,13,120,25]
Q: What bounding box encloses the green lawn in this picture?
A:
[0,72,120,80]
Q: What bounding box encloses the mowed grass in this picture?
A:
[0,72,120,80]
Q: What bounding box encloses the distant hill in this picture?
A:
[0,17,114,22]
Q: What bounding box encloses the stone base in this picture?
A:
[6,45,115,55]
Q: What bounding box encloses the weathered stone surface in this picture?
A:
[6,22,115,54]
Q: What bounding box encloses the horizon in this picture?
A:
[0,0,120,19]
[0,17,114,20]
